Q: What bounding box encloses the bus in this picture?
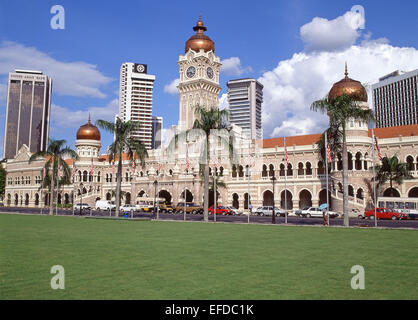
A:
[377,197,418,218]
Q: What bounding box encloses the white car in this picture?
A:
[255,206,286,217]
[347,208,365,219]
[95,200,116,211]
[74,203,91,211]
[225,206,241,215]
[297,207,339,218]
[120,204,137,214]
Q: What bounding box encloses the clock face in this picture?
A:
[207,67,214,79]
[186,66,196,78]
[136,64,145,73]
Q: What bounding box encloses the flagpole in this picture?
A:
[325,132,330,226]
[56,158,59,216]
[372,128,377,227]
[184,140,187,221]
[40,168,44,215]
[72,166,75,216]
[284,137,288,224]
[247,139,251,224]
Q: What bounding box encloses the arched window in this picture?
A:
[406,156,414,171]
[97,172,101,182]
[348,153,353,171]
[348,185,354,197]
[232,165,237,178]
[262,165,267,177]
[238,165,244,178]
[219,167,224,176]
[268,164,274,176]
[125,172,129,182]
[317,161,324,175]
[287,163,293,176]
[279,164,285,176]
[83,171,88,182]
[355,152,362,170]
[356,188,364,200]
[298,162,304,175]
[306,162,312,175]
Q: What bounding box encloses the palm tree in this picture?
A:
[374,155,413,197]
[96,117,148,217]
[169,105,236,222]
[29,139,78,215]
[311,94,375,226]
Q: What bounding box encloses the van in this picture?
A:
[95,200,116,211]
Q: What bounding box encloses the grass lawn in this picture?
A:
[0,213,417,300]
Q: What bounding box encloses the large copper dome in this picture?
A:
[76,115,101,141]
[185,17,215,53]
[328,64,368,103]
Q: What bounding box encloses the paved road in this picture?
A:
[1,206,418,229]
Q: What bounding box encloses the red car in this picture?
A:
[209,205,233,215]
[364,208,407,220]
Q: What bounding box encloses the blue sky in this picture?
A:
[0,0,418,157]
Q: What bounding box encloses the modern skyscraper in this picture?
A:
[3,69,52,159]
[119,62,155,149]
[151,116,162,149]
[372,69,417,128]
[227,78,263,140]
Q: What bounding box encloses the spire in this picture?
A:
[193,15,207,33]
[88,112,91,124]
[345,62,348,79]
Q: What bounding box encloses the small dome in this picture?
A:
[76,114,101,141]
[185,17,215,53]
[328,63,368,103]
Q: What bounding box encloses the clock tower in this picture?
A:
[177,17,222,131]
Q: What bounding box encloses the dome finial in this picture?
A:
[88,112,91,124]
[345,62,348,78]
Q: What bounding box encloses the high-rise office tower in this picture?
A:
[3,69,52,159]
[151,116,162,149]
[119,62,155,149]
[372,69,417,128]
[227,78,263,140]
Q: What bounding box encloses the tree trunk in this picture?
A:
[115,156,122,217]
[342,141,349,227]
[390,178,393,197]
[203,163,209,222]
[49,167,55,216]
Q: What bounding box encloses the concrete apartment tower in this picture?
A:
[119,62,155,149]
[372,69,417,128]
[227,78,263,140]
[3,69,52,159]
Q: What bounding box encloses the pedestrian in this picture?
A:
[323,210,329,226]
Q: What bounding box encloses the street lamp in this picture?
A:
[79,182,83,215]
[271,175,276,224]
[153,180,158,219]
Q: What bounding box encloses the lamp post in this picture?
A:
[79,182,83,215]
[153,179,158,219]
[271,175,276,224]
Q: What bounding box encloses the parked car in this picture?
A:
[209,205,233,215]
[74,203,91,212]
[96,200,116,211]
[365,208,408,220]
[159,203,174,213]
[175,202,203,214]
[119,204,137,214]
[225,206,241,215]
[296,207,328,218]
[348,208,365,219]
[254,206,285,216]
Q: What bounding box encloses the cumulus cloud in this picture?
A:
[164,78,179,95]
[220,57,252,76]
[259,40,418,138]
[300,10,365,52]
[0,41,112,98]
[219,93,228,110]
[51,99,118,129]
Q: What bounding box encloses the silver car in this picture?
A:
[255,206,286,217]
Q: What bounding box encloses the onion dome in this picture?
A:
[328,63,368,103]
[76,114,101,141]
[185,16,215,53]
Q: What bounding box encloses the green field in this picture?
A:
[0,213,417,300]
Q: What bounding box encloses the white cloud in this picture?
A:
[164,78,179,95]
[0,41,112,98]
[51,99,118,128]
[0,82,6,105]
[219,93,228,110]
[300,10,365,52]
[259,40,418,138]
[161,126,176,147]
[220,57,252,76]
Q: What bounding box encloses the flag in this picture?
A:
[326,143,331,163]
[374,136,383,160]
[131,159,136,174]
[90,158,94,175]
